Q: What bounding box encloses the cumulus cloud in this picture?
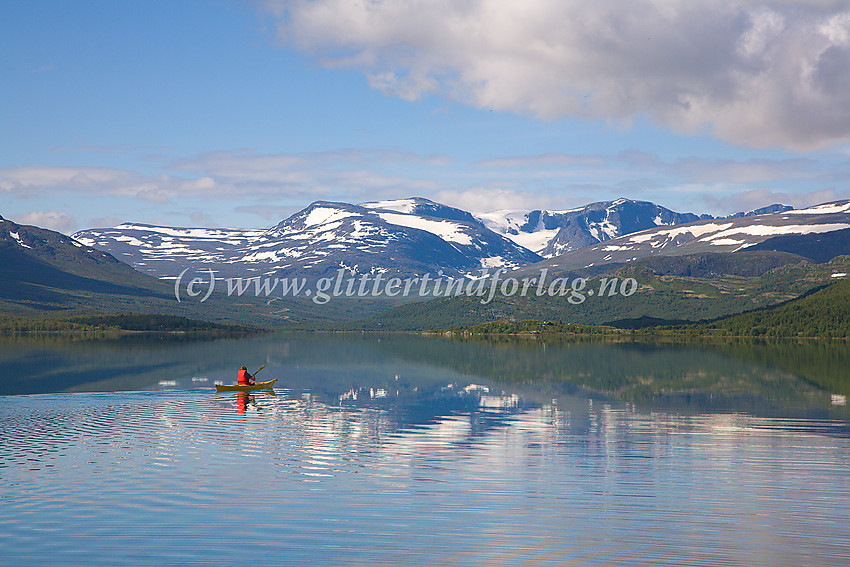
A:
[13,210,78,233]
[263,0,850,150]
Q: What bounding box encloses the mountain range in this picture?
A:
[6,197,850,330]
[73,199,541,281]
[0,214,359,325]
[478,198,711,256]
[528,200,850,275]
[0,213,167,311]
[72,197,813,282]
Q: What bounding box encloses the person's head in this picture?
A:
[241,365,247,370]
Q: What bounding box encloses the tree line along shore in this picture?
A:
[2,279,848,340]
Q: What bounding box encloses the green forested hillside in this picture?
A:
[442,278,850,340]
[697,279,850,338]
[0,312,255,335]
[349,256,850,331]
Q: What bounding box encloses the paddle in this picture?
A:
[251,365,267,404]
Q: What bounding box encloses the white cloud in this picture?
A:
[671,157,821,183]
[13,210,78,233]
[475,154,606,169]
[0,166,171,201]
[190,211,218,226]
[170,149,447,198]
[235,204,301,221]
[263,0,850,151]
[433,187,563,213]
[702,187,850,214]
[4,148,848,224]
[88,216,123,229]
[0,150,451,211]
[474,150,836,186]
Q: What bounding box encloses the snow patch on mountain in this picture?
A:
[704,223,850,240]
[9,231,32,249]
[71,197,849,285]
[73,198,541,281]
[361,199,419,214]
[476,199,706,258]
[511,228,561,254]
[535,200,850,272]
[784,202,850,215]
[377,212,474,245]
[302,206,356,228]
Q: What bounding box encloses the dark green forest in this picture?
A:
[446,279,850,340]
[0,312,257,336]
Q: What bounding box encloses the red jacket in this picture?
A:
[237,369,252,384]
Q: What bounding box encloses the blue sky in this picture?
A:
[2,0,850,233]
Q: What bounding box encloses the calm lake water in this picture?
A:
[1,334,849,566]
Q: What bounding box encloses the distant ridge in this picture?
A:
[73,196,754,281]
[477,198,708,257]
[726,204,794,218]
[71,197,850,288]
[525,200,850,274]
[8,198,850,331]
[74,198,542,281]
[0,215,333,326]
[747,227,850,263]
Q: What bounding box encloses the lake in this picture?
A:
[1,334,849,566]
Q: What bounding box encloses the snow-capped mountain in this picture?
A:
[73,198,543,281]
[69,224,267,274]
[536,200,850,273]
[0,213,174,310]
[726,204,794,218]
[73,196,844,284]
[477,198,709,257]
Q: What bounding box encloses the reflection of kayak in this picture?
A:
[215,379,277,392]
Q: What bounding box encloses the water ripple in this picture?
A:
[1,390,849,566]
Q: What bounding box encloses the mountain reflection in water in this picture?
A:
[2,334,850,565]
[2,383,849,566]
[1,333,848,422]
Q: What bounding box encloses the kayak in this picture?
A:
[215,378,277,392]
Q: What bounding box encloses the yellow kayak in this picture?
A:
[215,378,277,392]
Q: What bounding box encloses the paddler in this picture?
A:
[237,365,255,386]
